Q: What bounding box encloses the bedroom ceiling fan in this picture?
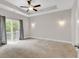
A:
[20,0,41,12]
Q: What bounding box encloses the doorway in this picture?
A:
[6,19,20,43]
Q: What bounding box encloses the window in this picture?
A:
[6,18,20,41]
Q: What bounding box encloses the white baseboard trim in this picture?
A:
[32,37,72,44]
[24,37,35,39]
[24,37,27,39]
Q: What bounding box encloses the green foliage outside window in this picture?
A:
[6,19,19,32]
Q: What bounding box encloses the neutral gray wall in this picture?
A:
[30,9,72,42]
[23,19,29,38]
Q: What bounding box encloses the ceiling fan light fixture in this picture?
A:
[29,6,33,11]
[20,0,41,12]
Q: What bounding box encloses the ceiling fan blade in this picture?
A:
[27,0,31,5]
[20,6,28,8]
[33,9,38,11]
[34,5,41,7]
[26,9,29,12]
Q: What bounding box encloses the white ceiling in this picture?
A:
[1,0,75,17]
[5,0,57,10]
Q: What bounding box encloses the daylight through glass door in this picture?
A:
[6,19,20,41]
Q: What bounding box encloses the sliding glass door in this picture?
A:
[6,19,20,41]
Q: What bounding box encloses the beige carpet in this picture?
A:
[0,39,77,58]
